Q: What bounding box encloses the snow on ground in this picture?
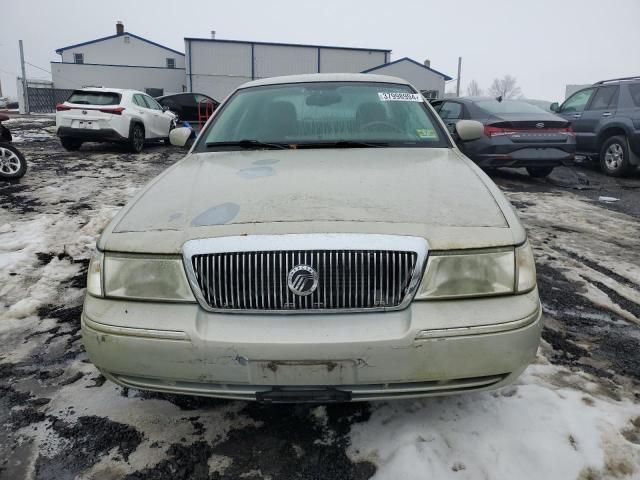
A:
[349,362,640,480]
[0,119,639,479]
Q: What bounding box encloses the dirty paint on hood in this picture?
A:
[113,148,507,234]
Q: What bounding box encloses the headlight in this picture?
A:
[92,253,196,302]
[86,250,104,297]
[515,241,536,293]
[415,242,536,300]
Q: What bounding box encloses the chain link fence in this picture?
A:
[27,87,74,113]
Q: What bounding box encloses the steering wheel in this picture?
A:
[360,121,404,133]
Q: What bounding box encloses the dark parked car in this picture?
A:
[156,93,219,130]
[432,97,575,177]
[551,76,640,176]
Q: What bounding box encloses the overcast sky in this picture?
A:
[1,0,639,100]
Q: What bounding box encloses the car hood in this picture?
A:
[102,148,520,253]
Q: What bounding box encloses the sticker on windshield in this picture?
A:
[378,92,422,102]
[416,128,437,139]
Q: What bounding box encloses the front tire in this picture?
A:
[60,138,82,151]
[600,135,633,177]
[129,123,145,153]
[526,166,554,178]
[0,144,27,179]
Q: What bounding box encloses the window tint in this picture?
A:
[67,90,120,105]
[438,102,463,119]
[144,95,162,110]
[431,101,443,113]
[173,94,195,108]
[475,99,547,114]
[561,88,595,113]
[133,94,147,108]
[628,84,640,107]
[588,86,619,110]
[201,82,448,148]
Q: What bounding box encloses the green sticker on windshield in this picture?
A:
[416,128,437,139]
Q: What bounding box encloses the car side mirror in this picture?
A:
[454,120,484,142]
[550,102,560,113]
[169,127,192,147]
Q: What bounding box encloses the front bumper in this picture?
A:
[57,126,127,143]
[81,290,542,402]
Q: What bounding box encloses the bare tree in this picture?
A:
[488,75,522,99]
[466,79,483,96]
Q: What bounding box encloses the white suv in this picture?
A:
[56,88,176,153]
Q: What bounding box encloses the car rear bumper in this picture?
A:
[81,290,542,402]
[472,148,575,168]
[57,126,127,143]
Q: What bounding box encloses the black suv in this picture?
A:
[551,76,640,176]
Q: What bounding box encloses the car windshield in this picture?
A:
[198,82,448,150]
[67,91,121,106]
[475,99,548,114]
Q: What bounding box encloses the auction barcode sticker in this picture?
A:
[378,92,422,102]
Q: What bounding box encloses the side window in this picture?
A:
[431,101,443,113]
[143,95,162,110]
[74,53,84,64]
[166,58,175,69]
[587,86,619,110]
[175,94,194,109]
[560,88,595,113]
[438,102,463,120]
[629,84,640,107]
[133,94,146,108]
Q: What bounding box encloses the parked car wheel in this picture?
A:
[129,124,145,153]
[599,136,633,177]
[0,143,27,179]
[526,166,554,178]
[60,138,82,151]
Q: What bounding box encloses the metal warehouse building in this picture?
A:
[43,26,451,113]
[184,37,391,101]
[52,23,186,96]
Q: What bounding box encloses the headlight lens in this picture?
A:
[415,249,515,300]
[102,253,196,302]
[515,241,536,293]
[86,250,104,297]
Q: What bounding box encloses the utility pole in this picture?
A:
[456,56,462,97]
[0,77,3,97]
[19,40,29,114]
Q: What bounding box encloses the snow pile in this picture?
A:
[348,363,640,480]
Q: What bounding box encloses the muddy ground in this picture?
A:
[1,116,639,480]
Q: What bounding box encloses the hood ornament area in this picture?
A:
[287,265,319,296]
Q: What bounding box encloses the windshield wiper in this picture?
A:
[296,140,389,148]
[205,140,290,150]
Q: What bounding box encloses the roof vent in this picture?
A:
[116,21,124,35]
[211,30,216,39]
[424,59,431,68]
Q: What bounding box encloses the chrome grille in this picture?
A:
[191,249,418,312]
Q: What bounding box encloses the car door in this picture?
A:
[132,94,155,138]
[577,85,619,152]
[436,101,464,134]
[557,88,596,152]
[142,94,171,138]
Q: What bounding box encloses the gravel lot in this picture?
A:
[1,116,639,480]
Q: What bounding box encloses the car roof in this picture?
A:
[156,92,218,102]
[73,87,140,94]
[436,97,532,103]
[239,73,412,89]
[594,76,640,86]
